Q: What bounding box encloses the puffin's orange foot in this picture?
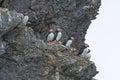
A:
[71,48,77,52]
[73,48,77,52]
[71,48,74,51]
[82,55,87,59]
[58,41,62,44]
[47,40,53,43]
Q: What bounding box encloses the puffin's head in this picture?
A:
[88,49,91,53]
[24,12,28,16]
[49,29,54,32]
[85,43,89,48]
[57,28,62,32]
[71,37,75,40]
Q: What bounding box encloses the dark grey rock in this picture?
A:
[0,8,24,37]
[7,0,101,49]
[0,0,101,80]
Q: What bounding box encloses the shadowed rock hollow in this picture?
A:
[0,0,101,80]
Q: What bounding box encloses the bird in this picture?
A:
[65,37,74,48]
[0,42,6,55]
[23,12,29,25]
[47,29,55,42]
[81,49,91,60]
[55,28,62,42]
[86,53,91,60]
[77,43,90,55]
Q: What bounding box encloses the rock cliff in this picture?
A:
[0,0,101,80]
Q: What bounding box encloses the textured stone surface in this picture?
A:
[7,0,101,50]
[0,8,24,37]
[0,0,101,80]
[0,23,98,80]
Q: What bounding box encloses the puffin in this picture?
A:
[23,12,29,25]
[81,49,91,60]
[47,29,55,42]
[0,41,6,55]
[65,37,74,47]
[81,48,90,56]
[86,52,91,60]
[55,28,62,42]
[77,43,90,55]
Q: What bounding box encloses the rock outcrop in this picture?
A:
[0,8,23,37]
[7,0,101,49]
[0,0,101,80]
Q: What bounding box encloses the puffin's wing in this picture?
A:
[47,33,54,41]
[53,31,57,41]
[0,42,6,55]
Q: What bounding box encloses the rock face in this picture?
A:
[0,8,24,37]
[7,0,101,49]
[0,0,101,80]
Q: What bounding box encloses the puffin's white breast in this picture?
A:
[65,40,72,47]
[56,32,62,41]
[47,32,54,41]
[23,15,29,25]
[86,53,91,60]
[0,42,5,55]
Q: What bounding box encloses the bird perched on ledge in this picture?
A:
[0,40,7,55]
[82,48,91,60]
[23,12,29,25]
[47,29,55,42]
[77,43,90,55]
[55,28,62,42]
[60,37,75,52]
[65,37,74,48]
[81,48,90,56]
